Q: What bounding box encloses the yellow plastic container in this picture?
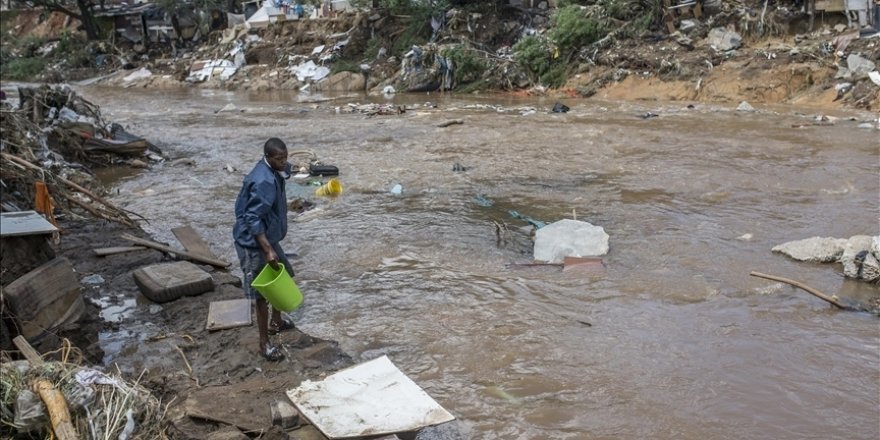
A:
[250,264,303,312]
[315,178,342,196]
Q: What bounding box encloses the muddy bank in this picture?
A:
[52,216,356,439]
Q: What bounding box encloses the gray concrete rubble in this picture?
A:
[773,235,880,283]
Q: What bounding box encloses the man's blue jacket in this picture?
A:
[233,159,287,248]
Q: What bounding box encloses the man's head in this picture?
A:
[263,138,288,172]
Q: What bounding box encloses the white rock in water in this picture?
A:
[861,252,880,282]
[840,235,879,279]
[534,219,609,264]
[772,236,847,262]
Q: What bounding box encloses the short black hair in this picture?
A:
[264,138,287,156]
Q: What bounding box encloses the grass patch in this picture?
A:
[442,45,485,84]
[330,59,361,75]
[1,57,47,80]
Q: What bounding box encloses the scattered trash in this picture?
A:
[217,103,238,113]
[290,60,331,82]
[123,67,152,83]
[750,271,876,313]
[857,123,874,129]
[833,82,853,101]
[309,164,339,176]
[390,184,403,195]
[315,178,343,197]
[509,210,546,229]
[869,71,880,87]
[81,274,105,285]
[473,195,493,207]
[708,27,742,51]
[484,385,521,405]
[551,102,570,113]
[225,164,237,173]
[736,101,755,112]
[286,355,455,439]
[382,85,396,95]
[270,400,300,429]
[638,112,659,119]
[187,59,238,83]
[452,163,468,172]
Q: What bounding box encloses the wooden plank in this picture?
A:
[206,299,252,331]
[172,226,220,260]
[816,0,846,11]
[120,233,230,268]
[92,246,147,256]
[12,335,45,366]
[0,211,58,237]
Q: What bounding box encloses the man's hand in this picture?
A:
[256,233,280,270]
[265,249,280,270]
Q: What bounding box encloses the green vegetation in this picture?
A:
[548,5,607,59]
[442,45,485,84]
[513,35,564,86]
[330,59,361,74]
[1,57,47,80]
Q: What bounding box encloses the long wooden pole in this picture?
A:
[120,233,230,268]
[749,271,848,309]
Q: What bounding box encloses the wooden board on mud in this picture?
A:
[172,226,220,260]
[206,299,251,331]
[92,246,147,256]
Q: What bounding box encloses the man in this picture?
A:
[234,137,296,361]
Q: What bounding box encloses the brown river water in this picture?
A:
[82,86,878,439]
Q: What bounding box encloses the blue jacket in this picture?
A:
[233,159,287,248]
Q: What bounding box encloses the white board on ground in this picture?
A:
[286,355,455,439]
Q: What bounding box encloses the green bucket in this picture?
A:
[250,264,303,312]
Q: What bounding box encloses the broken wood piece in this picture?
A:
[13,338,78,439]
[270,400,300,429]
[749,271,849,309]
[436,119,464,128]
[186,407,261,433]
[34,378,79,440]
[120,233,230,268]
[172,226,220,260]
[13,335,45,366]
[92,246,147,256]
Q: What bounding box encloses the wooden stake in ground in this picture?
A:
[749,271,850,309]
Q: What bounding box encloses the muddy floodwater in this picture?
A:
[85,86,878,439]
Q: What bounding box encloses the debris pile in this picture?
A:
[0,341,166,439]
[0,85,159,226]
[772,235,880,284]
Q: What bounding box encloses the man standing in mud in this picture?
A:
[233,137,296,361]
